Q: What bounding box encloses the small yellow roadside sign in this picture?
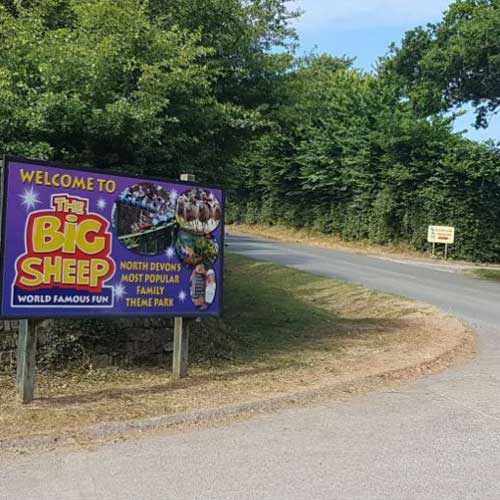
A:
[427,225,455,244]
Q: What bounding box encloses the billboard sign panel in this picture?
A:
[0,157,224,318]
[427,225,455,245]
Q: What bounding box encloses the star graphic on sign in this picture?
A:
[96,198,107,211]
[165,246,175,259]
[19,187,41,211]
[178,290,187,302]
[114,283,127,300]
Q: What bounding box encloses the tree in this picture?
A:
[0,0,297,181]
[147,0,298,108]
[385,0,500,128]
[0,0,212,173]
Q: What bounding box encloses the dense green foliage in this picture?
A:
[226,1,500,262]
[1,0,500,261]
[230,54,500,261]
[386,0,500,128]
[0,0,295,180]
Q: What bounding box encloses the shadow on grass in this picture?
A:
[211,254,411,361]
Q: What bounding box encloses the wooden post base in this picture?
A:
[172,317,189,379]
[16,319,38,404]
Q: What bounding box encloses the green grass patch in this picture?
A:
[468,268,500,282]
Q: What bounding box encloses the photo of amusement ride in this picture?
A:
[113,182,177,256]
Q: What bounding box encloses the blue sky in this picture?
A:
[292,0,499,142]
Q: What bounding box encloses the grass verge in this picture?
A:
[0,254,473,443]
[467,268,500,282]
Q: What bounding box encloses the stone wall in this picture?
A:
[88,318,175,368]
[0,319,175,372]
[0,321,18,371]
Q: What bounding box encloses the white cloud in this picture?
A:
[293,0,453,29]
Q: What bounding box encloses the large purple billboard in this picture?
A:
[0,157,224,319]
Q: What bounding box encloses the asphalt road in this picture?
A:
[2,233,500,500]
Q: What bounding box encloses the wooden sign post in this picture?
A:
[172,317,189,379]
[172,173,196,380]
[16,319,38,404]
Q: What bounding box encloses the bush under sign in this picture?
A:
[0,157,224,319]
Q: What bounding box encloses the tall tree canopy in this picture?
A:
[231,53,500,261]
[0,0,296,179]
[386,0,500,127]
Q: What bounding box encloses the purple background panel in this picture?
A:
[0,159,224,319]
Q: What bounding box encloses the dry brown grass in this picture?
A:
[0,254,473,442]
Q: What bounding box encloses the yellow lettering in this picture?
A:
[19,257,44,287]
[60,174,71,188]
[19,169,35,183]
[77,260,90,285]
[62,259,77,283]
[32,216,64,252]
[89,259,110,288]
[42,256,62,284]
[76,219,105,254]
[62,215,78,253]
[72,177,86,190]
